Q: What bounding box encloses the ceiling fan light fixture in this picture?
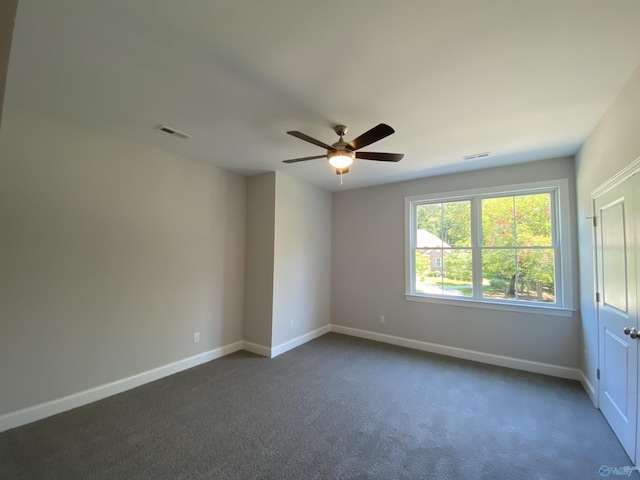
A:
[328,150,354,169]
[283,124,403,179]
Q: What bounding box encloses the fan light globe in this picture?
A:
[328,153,354,169]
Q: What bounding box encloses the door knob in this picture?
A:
[624,327,639,339]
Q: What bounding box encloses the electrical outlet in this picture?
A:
[193,332,200,343]
[379,315,385,325]
[289,320,294,329]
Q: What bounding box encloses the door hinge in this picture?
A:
[593,216,597,227]
[596,292,600,303]
[597,368,600,380]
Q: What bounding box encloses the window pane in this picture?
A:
[415,201,472,298]
[515,193,552,247]
[482,248,556,303]
[416,201,470,248]
[482,249,516,300]
[482,197,516,246]
[516,248,555,303]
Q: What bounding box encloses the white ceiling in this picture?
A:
[5,1,640,191]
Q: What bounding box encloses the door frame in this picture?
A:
[592,156,640,463]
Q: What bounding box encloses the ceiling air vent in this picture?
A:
[463,152,490,160]
[155,124,191,139]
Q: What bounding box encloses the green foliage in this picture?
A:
[417,201,471,247]
[415,252,431,282]
[482,194,552,247]
[444,249,472,281]
[489,277,509,290]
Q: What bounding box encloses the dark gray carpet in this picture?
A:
[0,332,636,479]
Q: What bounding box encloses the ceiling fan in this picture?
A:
[282,123,404,177]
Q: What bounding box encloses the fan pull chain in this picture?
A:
[340,170,343,186]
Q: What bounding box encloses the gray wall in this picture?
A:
[243,172,332,351]
[272,173,331,347]
[332,157,580,368]
[576,66,640,390]
[243,173,276,347]
[0,108,247,414]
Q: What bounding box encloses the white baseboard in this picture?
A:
[0,340,244,433]
[271,324,331,358]
[243,325,332,358]
[242,341,271,357]
[330,324,582,381]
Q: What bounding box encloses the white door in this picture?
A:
[596,176,639,461]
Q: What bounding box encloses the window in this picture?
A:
[405,180,573,315]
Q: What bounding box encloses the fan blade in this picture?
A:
[355,151,404,162]
[348,124,395,151]
[282,155,326,164]
[287,131,336,151]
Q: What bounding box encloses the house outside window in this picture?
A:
[416,229,448,277]
[405,179,573,315]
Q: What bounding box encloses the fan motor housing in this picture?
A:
[330,141,354,155]
[334,124,348,137]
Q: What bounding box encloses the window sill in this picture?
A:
[404,293,575,317]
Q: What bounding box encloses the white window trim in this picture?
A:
[404,179,574,316]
